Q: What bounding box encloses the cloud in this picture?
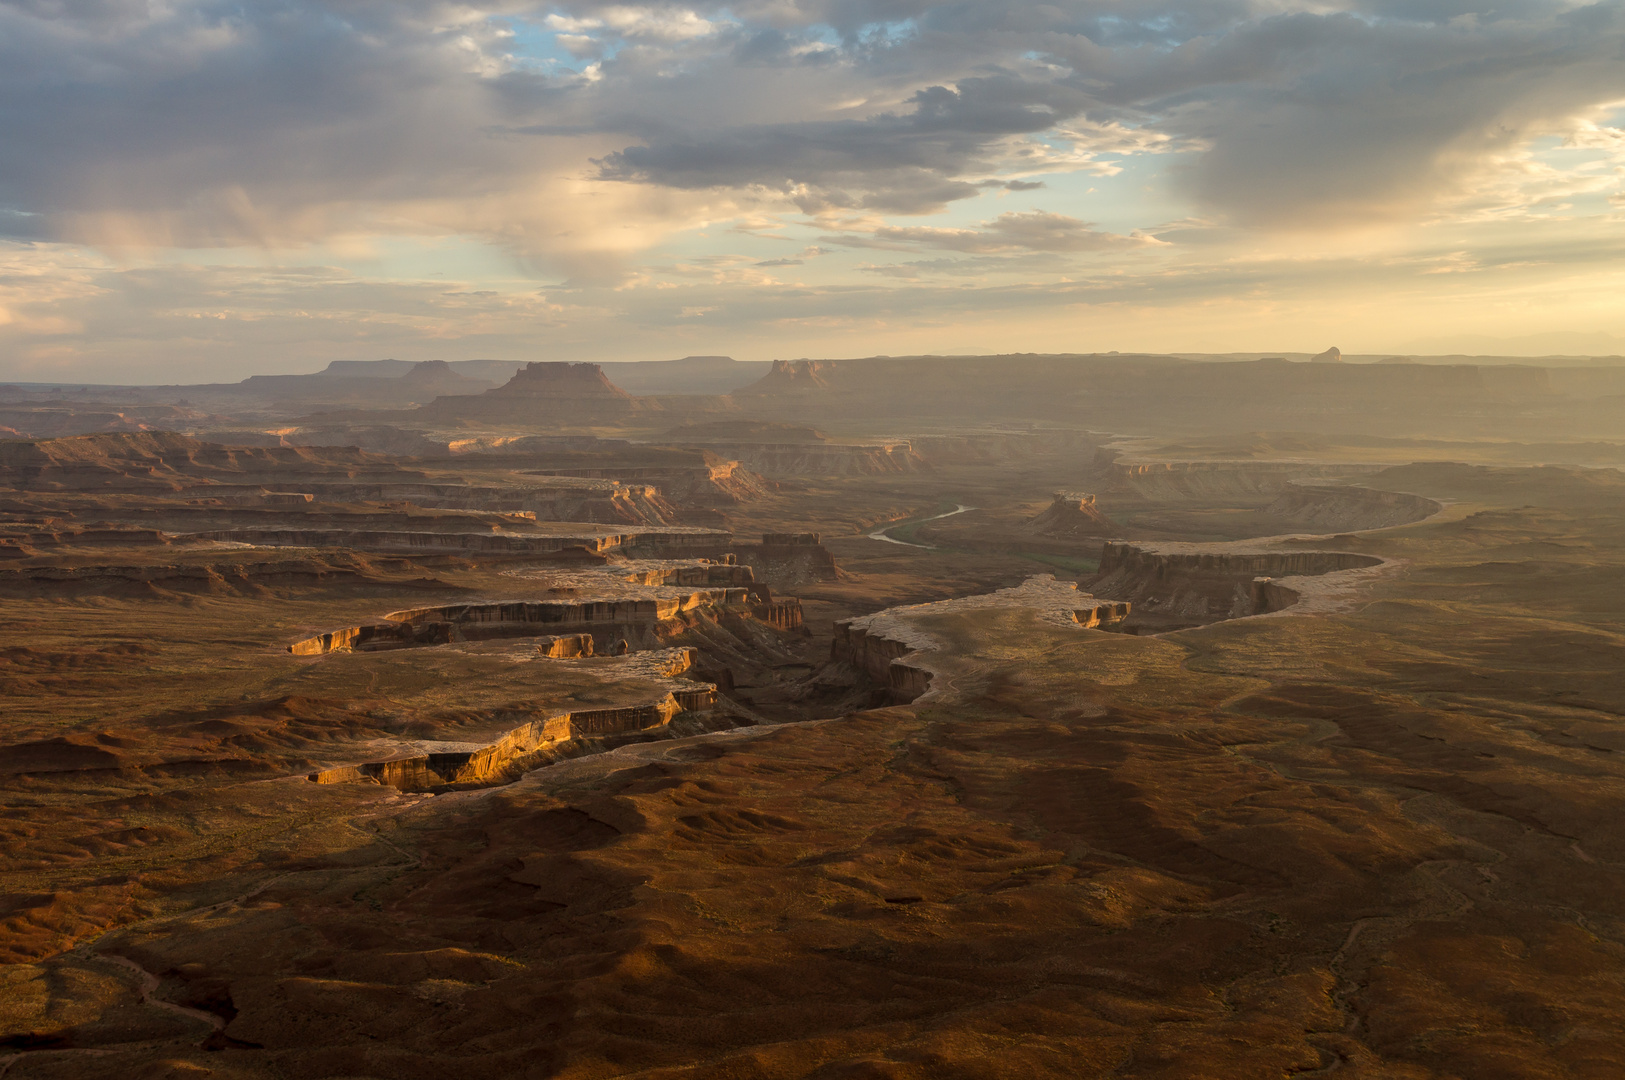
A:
[547,7,723,42]
[597,77,1092,214]
[870,211,1156,253]
[6,0,1625,250]
[1121,7,1625,227]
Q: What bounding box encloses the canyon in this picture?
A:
[3,356,1625,1079]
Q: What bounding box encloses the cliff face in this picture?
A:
[1088,542,1384,629]
[1072,601,1131,628]
[829,621,934,704]
[1096,543,1382,579]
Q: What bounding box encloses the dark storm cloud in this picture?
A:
[0,0,582,245]
[1084,4,1625,225]
[596,78,1090,214]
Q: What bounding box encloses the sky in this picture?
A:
[2,0,1625,382]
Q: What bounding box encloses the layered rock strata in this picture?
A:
[534,634,595,658]
[289,559,799,656]
[307,649,717,790]
[0,524,170,558]
[290,591,749,656]
[1072,601,1131,628]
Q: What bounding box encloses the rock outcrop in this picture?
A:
[1029,492,1116,537]
[1072,601,1131,628]
[534,634,595,658]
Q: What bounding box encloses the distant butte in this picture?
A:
[1029,491,1117,538]
[415,361,640,424]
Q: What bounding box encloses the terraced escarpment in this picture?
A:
[306,648,724,790]
[282,557,817,791]
[287,558,790,656]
